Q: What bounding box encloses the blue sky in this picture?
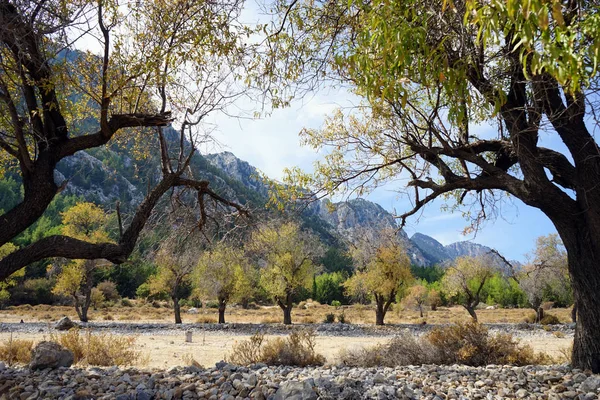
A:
[207,87,561,263]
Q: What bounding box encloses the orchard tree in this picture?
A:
[52,202,112,322]
[345,229,413,325]
[194,243,256,323]
[404,284,429,318]
[250,221,323,325]
[265,0,600,369]
[0,1,250,279]
[443,256,495,321]
[520,234,571,322]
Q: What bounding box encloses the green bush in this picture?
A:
[314,272,347,305]
[331,300,341,308]
[205,301,219,309]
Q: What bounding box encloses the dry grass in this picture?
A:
[339,322,553,367]
[0,303,575,326]
[0,336,33,366]
[227,329,325,367]
[50,329,142,366]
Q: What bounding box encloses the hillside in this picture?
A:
[2,137,501,268]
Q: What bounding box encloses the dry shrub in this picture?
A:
[553,331,566,338]
[196,315,217,324]
[540,314,561,325]
[339,322,550,367]
[182,354,204,369]
[228,329,325,367]
[339,333,431,367]
[51,329,141,366]
[0,337,33,366]
[260,315,280,324]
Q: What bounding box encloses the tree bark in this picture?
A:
[173,296,182,324]
[465,305,478,322]
[571,302,577,323]
[218,299,226,324]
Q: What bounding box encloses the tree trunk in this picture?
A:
[571,302,577,323]
[173,297,182,324]
[419,304,423,318]
[277,294,293,325]
[74,295,84,322]
[465,305,478,322]
[218,299,226,324]
[536,307,545,323]
[567,247,600,372]
[375,300,385,326]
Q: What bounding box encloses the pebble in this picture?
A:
[1,362,598,400]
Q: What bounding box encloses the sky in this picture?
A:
[207,87,560,263]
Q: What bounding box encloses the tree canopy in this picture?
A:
[0,0,252,281]
[266,0,600,369]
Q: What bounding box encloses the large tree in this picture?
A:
[266,0,600,370]
[0,1,250,280]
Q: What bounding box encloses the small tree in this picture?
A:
[443,256,495,322]
[52,203,112,322]
[250,222,323,325]
[519,234,570,322]
[345,230,413,325]
[404,285,429,318]
[147,249,194,324]
[194,244,255,323]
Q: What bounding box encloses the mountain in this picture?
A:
[2,136,501,267]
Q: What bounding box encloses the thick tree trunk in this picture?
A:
[568,250,600,372]
[218,299,226,324]
[173,297,182,324]
[571,302,577,323]
[278,294,293,325]
[465,305,478,322]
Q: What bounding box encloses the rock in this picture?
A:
[186,308,199,314]
[29,341,74,370]
[55,316,77,331]
[273,381,317,400]
[580,376,600,393]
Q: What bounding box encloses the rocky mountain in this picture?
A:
[19,140,503,268]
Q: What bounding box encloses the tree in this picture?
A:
[52,202,112,322]
[266,0,600,369]
[147,248,194,324]
[345,230,413,325]
[519,234,571,322]
[443,256,495,321]
[314,272,347,305]
[194,243,255,323]
[404,284,429,318]
[250,222,323,325]
[0,0,250,280]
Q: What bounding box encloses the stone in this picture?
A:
[29,341,74,370]
[186,308,199,314]
[580,376,600,393]
[55,316,77,331]
[273,381,317,400]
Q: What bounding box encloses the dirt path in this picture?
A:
[0,331,572,368]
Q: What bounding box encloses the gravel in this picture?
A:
[1,361,598,399]
[0,321,576,339]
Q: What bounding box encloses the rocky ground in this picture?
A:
[1,360,599,400]
[0,321,577,338]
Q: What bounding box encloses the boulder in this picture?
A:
[186,307,199,314]
[274,381,317,400]
[30,341,74,370]
[55,316,77,331]
[580,376,600,393]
